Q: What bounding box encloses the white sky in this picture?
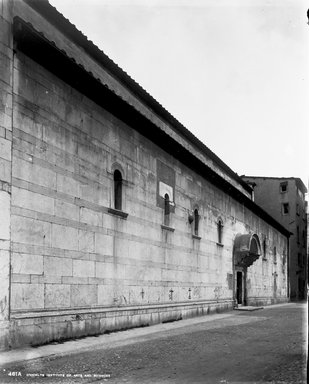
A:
[50,0,309,189]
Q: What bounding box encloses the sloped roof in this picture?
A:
[15,0,291,238]
[23,0,252,195]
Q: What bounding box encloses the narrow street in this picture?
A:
[0,303,307,384]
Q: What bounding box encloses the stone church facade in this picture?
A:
[0,0,290,349]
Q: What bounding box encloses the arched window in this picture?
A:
[217,219,223,244]
[263,239,267,259]
[273,246,277,264]
[194,209,199,236]
[114,170,122,210]
[164,193,170,226]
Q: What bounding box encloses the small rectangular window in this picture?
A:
[263,239,267,259]
[114,170,123,211]
[164,195,170,226]
[194,209,199,236]
[282,203,289,215]
[280,182,288,193]
[217,220,223,244]
[273,246,277,264]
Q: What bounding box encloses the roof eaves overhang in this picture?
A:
[13,16,291,239]
[21,0,253,196]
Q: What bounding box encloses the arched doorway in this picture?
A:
[233,234,261,306]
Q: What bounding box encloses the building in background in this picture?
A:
[241,177,307,301]
[306,200,309,294]
[0,0,290,350]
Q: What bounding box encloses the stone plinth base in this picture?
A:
[2,300,234,350]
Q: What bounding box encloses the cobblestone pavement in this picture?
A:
[0,303,307,384]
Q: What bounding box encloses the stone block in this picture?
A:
[12,157,56,190]
[62,276,88,285]
[125,264,161,282]
[128,285,145,304]
[0,157,10,183]
[102,213,114,230]
[80,183,108,206]
[0,239,9,250]
[54,200,79,222]
[0,137,11,161]
[80,207,102,227]
[11,273,31,283]
[11,252,43,275]
[56,173,79,197]
[0,249,9,321]
[1,0,12,22]
[12,187,54,215]
[44,256,72,276]
[0,20,11,57]
[0,85,12,111]
[70,284,97,307]
[114,238,129,259]
[78,230,95,253]
[95,262,114,279]
[0,191,10,240]
[52,224,78,251]
[73,259,95,278]
[13,108,42,138]
[128,240,147,261]
[5,128,12,141]
[95,233,113,255]
[79,183,95,204]
[11,215,51,247]
[148,286,163,303]
[97,284,115,306]
[31,275,62,284]
[11,283,44,310]
[0,111,11,132]
[43,124,76,155]
[45,284,70,308]
[0,278,9,321]
[148,245,164,264]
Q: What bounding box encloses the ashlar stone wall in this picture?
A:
[0,27,288,346]
[10,50,288,317]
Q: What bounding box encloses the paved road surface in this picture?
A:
[0,302,307,383]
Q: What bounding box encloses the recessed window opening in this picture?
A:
[217,219,223,244]
[282,203,289,215]
[114,170,123,210]
[280,182,288,193]
[263,239,267,258]
[273,246,277,264]
[164,193,170,226]
[194,209,199,236]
